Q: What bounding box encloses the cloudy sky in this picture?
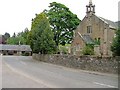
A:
[0,0,119,36]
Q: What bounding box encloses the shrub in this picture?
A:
[82,45,94,55]
[59,44,71,54]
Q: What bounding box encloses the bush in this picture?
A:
[59,44,71,54]
[111,29,120,56]
[59,45,68,54]
[82,45,94,55]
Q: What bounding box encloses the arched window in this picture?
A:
[94,38,100,45]
[98,38,101,45]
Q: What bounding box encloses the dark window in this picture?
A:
[87,26,92,33]
[98,38,101,45]
[94,37,101,45]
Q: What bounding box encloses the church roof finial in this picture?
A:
[89,0,92,5]
[86,0,95,14]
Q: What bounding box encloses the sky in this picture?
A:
[0,0,119,36]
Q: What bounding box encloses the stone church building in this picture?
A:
[71,0,118,56]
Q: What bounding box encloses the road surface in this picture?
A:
[1,56,118,88]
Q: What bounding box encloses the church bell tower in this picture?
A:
[86,0,95,15]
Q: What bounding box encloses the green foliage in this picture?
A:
[7,29,29,45]
[111,28,120,56]
[7,36,26,45]
[28,13,56,54]
[4,32,10,41]
[59,44,71,54]
[17,28,29,44]
[82,44,94,55]
[44,2,80,46]
[94,38,100,45]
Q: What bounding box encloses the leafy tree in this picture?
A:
[17,28,29,44]
[4,32,10,41]
[44,2,80,46]
[7,36,26,45]
[28,13,56,54]
[12,32,16,38]
[7,37,18,45]
[7,29,29,45]
[111,28,120,56]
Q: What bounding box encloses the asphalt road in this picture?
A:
[1,56,118,88]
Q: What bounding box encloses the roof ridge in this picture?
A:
[95,15,118,29]
[99,17,115,23]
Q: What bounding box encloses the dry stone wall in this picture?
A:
[33,54,119,74]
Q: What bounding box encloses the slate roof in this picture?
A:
[99,17,118,29]
[0,44,32,51]
[116,21,120,28]
[77,32,94,44]
[82,35,94,44]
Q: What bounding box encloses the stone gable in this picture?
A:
[71,1,117,56]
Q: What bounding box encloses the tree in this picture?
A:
[7,36,26,45]
[12,32,16,38]
[17,28,29,44]
[28,13,56,54]
[4,32,10,41]
[7,37,19,45]
[44,2,80,46]
[7,29,29,45]
[111,28,120,56]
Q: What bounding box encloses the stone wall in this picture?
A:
[33,54,119,74]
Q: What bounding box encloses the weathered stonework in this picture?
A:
[71,1,118,56]
[33,54,119,74]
